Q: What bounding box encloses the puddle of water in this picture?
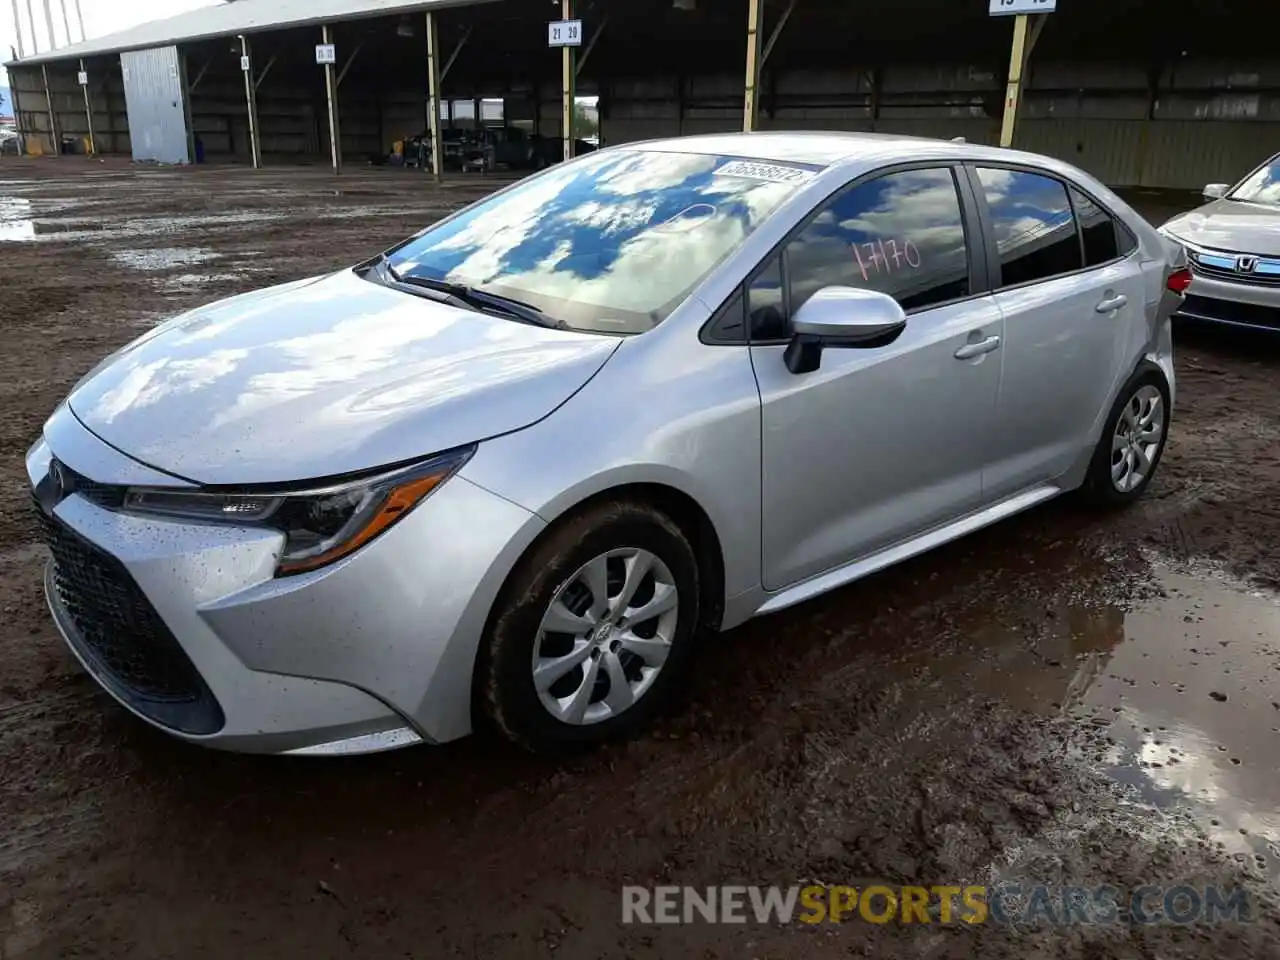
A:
[164,272,237,286]
[0,207,286,244]
[962,564,1280,876]
[112,248,220,271]
[0,197,35,242]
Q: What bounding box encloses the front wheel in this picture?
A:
[1081,368,1171,507]
[478,500,701,752]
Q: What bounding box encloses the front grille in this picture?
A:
[34,504,224,735]
[1190,259,1280,288]
[1189,248,1280,288]
[1176,295,1280,331]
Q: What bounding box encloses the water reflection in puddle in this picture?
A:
[0,204,286,243]
[0,197,35,241]
[964,564,1280,876]
[112,248,220,271]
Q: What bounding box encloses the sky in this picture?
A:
[2,0,219,85]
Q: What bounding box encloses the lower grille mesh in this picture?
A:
[35,503,224,734]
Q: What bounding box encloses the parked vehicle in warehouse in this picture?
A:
[1159,151,1280,331]
[462,127,598,172]
[28,132,1188,756]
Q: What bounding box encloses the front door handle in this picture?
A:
[954,336,1001,360]
[1095,294,1129,313]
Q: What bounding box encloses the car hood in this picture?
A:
[67,269,620,485]
[1162,199,1280,256]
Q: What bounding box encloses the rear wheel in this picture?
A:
[1081,368,1171,507]
[478,500,701,752]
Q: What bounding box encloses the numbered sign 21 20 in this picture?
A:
[989,0,1056,15]
[547,19,583,47]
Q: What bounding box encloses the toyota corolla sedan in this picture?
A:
[27,133,1188,755]
[1159,151,1280,332]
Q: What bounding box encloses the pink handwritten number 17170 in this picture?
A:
[852,238,922,282]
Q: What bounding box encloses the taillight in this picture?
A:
[1166,267,1192,295]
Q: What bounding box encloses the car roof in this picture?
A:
[626,130,1047,171]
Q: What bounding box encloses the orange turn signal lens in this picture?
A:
[276,472,449,576]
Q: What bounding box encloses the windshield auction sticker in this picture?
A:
[713,160,816,185]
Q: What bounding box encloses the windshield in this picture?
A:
[1229,155,1280,205]
[386,149,817,334]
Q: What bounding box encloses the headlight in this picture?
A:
[122,447,474,576]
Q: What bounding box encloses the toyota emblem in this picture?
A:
[49,459,69,502]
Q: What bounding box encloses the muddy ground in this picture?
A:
[1,157,1278,959]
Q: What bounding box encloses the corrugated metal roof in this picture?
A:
[5,0,499,68]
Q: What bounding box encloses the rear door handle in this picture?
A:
[1095,294,1129,313]
[954,336,1001,360]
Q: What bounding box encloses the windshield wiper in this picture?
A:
[366,254,480,311]
[394,274,564,329]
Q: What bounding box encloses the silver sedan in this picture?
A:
[1159,151,1280,332]
[27,132,1187,755]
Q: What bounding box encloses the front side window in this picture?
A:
[387,150,816,334]
[1228,155,1280,206]
[748,257,786,341]
[783,167,971,316]
[977,168,1083,287]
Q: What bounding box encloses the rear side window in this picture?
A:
[976,168,1083,287]
[784,167,971,315]
[1070,187,1133,266]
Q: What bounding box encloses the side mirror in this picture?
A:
[1202,183,1229,201]
[784,286,907,374]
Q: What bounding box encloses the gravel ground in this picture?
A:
[1,157,1278,959]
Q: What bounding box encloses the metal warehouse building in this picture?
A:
[5,0,1278,189]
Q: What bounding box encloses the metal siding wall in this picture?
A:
[1138,122,1280,189]
[1013,119,1280,189]
[1014,120,1144,186]
[120,46,190,164]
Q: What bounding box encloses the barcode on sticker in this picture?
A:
[713,160,814,185]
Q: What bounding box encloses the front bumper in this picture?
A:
[1174,272,1280,332]
[27,408,545,754]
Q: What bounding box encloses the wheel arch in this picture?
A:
[498,481,728,637]
[468,480,729,733]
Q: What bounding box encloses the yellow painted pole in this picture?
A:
[999,14,1030,147]
[743,0,764,132]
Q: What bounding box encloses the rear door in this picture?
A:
[751,165,1004,590]
[969,166,1146,500]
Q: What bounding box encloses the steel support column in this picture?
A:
[576,14,606,77]
[561,0,576,163]
[79,58,95,155]
[71,0,83,41]
[41,63,58,157]
[25,0,38,53]
[240,37,262,168]
[10,0,26,56]
[743,0,764,132]
[759,0,796,69]
[999,13,1045,149]
[40,0,55,53]
[425,10,444,181]
[322,24,342,173]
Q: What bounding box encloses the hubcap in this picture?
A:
[532,548,680,725]
[1111,384,1165,493]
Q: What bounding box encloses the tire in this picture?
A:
[478,499,702,752]
[1080,366,1171,507]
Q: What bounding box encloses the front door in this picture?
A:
[750,166,1003,591]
